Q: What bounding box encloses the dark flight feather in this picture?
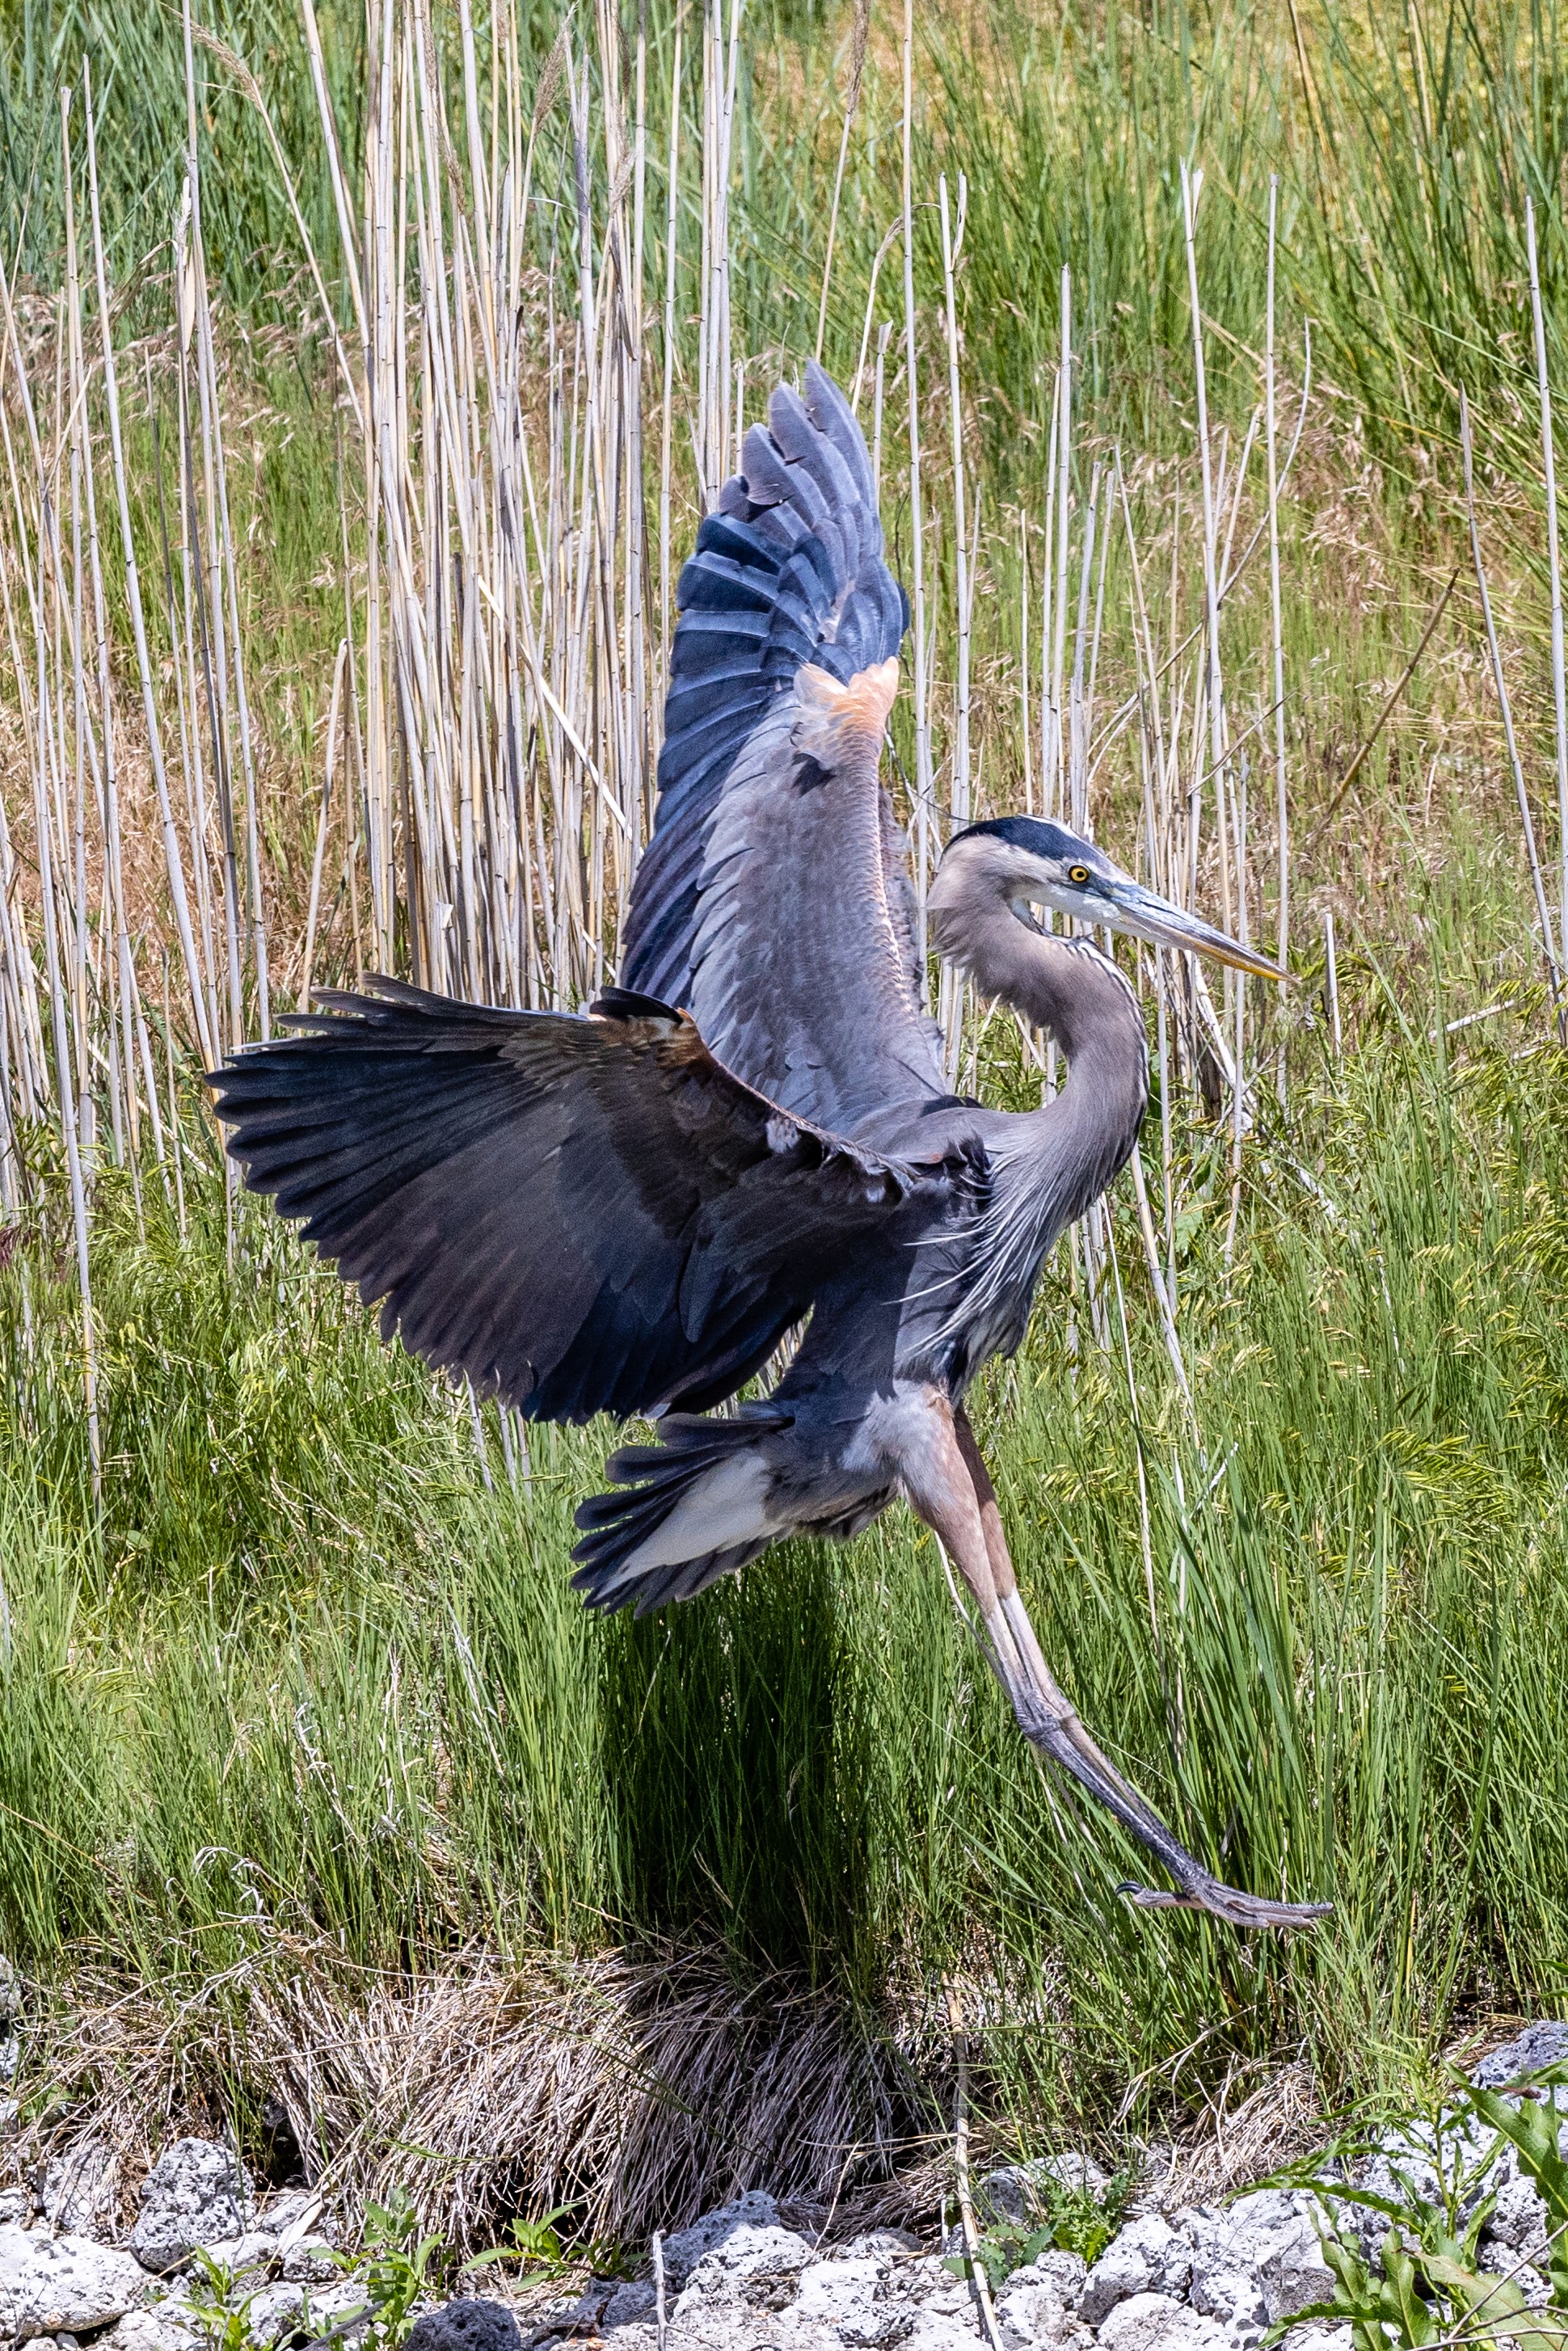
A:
[209,977,945,1423]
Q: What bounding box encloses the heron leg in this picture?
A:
[903,1402,1330,1933]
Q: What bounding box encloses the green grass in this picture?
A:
[5,0,1568,2190]
[6,0,1566,461]
[5,920,1567,2136]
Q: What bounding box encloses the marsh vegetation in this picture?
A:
[2,0,1568,2231]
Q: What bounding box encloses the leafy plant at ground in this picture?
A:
[1275,2067,1568,2351]
[947,2168,1135,2288]
[462,2206,632,2285]
[327,2189,449,2349]
[181,2254,267,2351]
[1035,2169,1135,2270]
[463,2205,575,2281]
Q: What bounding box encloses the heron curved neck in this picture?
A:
[934,887,1147,1089]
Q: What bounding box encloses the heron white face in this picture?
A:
[936,816,1288,984]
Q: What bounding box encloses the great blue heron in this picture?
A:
[210,364,1328,1932]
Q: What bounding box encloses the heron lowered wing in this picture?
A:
[208,978,942,1424]
[622,363,946,1135]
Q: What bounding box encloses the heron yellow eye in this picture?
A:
[1067,863,1090,885]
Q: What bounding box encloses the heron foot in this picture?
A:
[1115,1878,1333,1930]
[997,1593,1331,1933]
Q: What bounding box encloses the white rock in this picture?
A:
[1277,2328,1351,2351]
[259,2192,323,2246]
[793,2254,915,2347]
[0,2037,18,2083]
[674,2222,815,2314]
[1472,2023,1568,2087]
[128,2142,255,2276]
[993,2258,1091,2351]
[299,2280,372,2343]
[660,2193,784,2289]
[1195,2271,1268,2340]
[1484,2172,1549,2256]
[0,1957,21,2024]
[0,2222,153,2341]
[1012,2252,1086,2306]
[841,2233,923,2260]
[1081,2218,1191,2325]
[241,2281,308,2346]
[279,2234,339,2286]
[93,2310,201,2351]
[1216,2192,1335,2324]
[904,2320,998,2351]
[197,2231,277,2277]
[1097,2292,1233,2351]
[0,2189,34,2227]
[892,2255,974,2319]
[41,2143,119,2237]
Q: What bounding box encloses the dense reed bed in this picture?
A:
[2,0,1568,2217]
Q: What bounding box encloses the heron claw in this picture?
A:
[1115,1877,1332,1930]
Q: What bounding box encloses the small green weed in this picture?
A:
[327,2188,447,2348]
[464,2207,634,2285]
[946,2168,1134,2290]
[463,2206,574,2283]
[181,2253,263,2351]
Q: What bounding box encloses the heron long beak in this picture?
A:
[1101,877,1291,984]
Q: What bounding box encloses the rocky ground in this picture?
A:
[3,2010,1566,2351]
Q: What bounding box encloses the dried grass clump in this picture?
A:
[1163,2057,1326,2206]
[5,1936,940,2248]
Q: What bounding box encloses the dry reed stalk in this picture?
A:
[815,0,870,364]
[1458,386,1566,1032]
[1265,179,1289,984]
[1180,166,1226,933]
[82,61,217,1073]
[300,638,349,1009]
[1018,509,1032,812]
[1525,198,1568,980]
[900,0,934,955]
[938,174,971,830]
[850,221,901,415]
[0,164,102,1489]
[941,1978,1005,2351]
[1050,274,1072,818]
[652,2232,668,2351]
[659,6,684,676]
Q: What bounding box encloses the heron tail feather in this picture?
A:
[569,1409,790,1616]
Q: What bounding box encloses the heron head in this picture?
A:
[931,815,1288,983]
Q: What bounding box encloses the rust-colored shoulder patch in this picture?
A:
[792,658,900,763]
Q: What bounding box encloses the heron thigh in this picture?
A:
[951,1405,1019,1601]
[883,1384,1006,1616]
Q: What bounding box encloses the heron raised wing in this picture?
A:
[211,364,1328,1932]
[621,365,942,1134]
